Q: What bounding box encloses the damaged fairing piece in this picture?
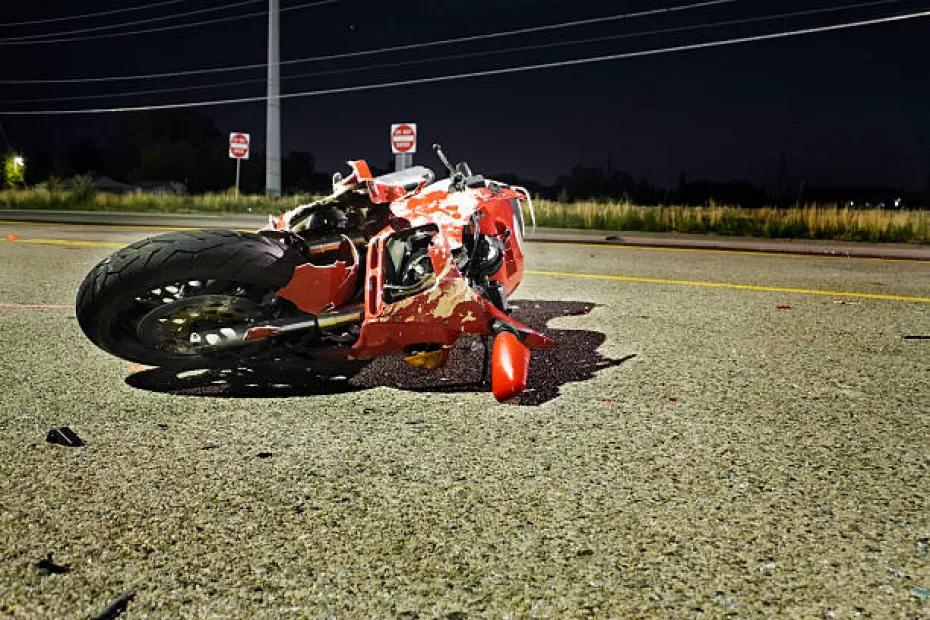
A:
[76,145,553,402]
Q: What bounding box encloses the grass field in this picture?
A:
[534,200,930,244]
[2,188,928,244]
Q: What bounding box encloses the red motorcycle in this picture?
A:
[76,145,554,402]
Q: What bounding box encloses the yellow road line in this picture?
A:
[526,269,930,304]
[3,236,927,303]
[0,303,71,309]
[1,237,124,249]
[2,220,927,263]
[0,219,203,232]
[527,240,930,264]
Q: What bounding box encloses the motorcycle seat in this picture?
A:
[372,166,435,193]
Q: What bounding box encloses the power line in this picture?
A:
[0,0,740,82]
[2,10,926,116]
[1,0,264,42]
[0,0,189,28]
[0,0,338,46]
[0,0,904,105]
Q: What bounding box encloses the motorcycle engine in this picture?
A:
[383,227,437,302]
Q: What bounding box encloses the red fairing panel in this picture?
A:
[275,236,359,315]
[390,188,476,248]
[491,331,531,401]
[349,228,552,360]
[350,234,491,359]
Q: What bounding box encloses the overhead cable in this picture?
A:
[2,10,926,115]
[0,0,189,28]
[0,0,741,81]
[0,0,904,105]
[0,0,339,45]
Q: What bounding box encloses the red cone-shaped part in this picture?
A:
[492,332,531,402]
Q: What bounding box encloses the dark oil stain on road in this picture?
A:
[125,300,630,406]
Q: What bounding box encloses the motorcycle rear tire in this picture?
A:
[75,229,305,367]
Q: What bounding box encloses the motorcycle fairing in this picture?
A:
[349,233,487,360]
[349,227,553,361]
[276,235,359,315]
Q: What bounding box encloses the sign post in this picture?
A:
[391,123,416,171]
[228,132,251,197]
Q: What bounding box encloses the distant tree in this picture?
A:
[283,150,317,192]
[67,140,104,175]
[3,154,25,188]
[23,149,52,185]
[136,142,197,185]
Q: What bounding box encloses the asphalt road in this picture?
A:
[0,221,928,618]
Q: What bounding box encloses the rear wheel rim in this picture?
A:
[130,279,272,356]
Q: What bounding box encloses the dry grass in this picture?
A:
[530,200,930,244]
[1,189,928,243]
[0,188,303,215]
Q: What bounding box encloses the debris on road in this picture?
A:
[917,538,929,555]
[602,397,614,405]
[91,590,135,620]
[256,451,273,459]
[903,335,930,340]
[776,304,793,310]
[45,427,84,448]
[563,306,592,316]
[6,234,17,241]
[34,554,70,576]
[912,586,930,601]
[833,299,861,305]
[199,442,219,450]
[668,396,678,404]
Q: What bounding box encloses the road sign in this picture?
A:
[229,132,250,160]
[391,123,416,154]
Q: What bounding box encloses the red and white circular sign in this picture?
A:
[228,132,250,160]
[391,123,416,154]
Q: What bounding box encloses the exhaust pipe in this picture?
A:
[243,307,363,342]
[187,307,363,351]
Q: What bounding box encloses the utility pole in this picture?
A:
[265,0,281,197]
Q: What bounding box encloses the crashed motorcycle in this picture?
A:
[76,145,554,402]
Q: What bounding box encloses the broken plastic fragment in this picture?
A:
[563,306,592,316]
[46,427,84,447]
[34,553,70,576]
[91,590,135,620]
[775,304,792,310]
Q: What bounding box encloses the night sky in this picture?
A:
[2,0,930,190]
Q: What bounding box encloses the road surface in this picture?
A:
[0,220,928,618]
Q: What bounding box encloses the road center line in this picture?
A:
[2,219,928,263]
[0,219,201,232]
[525,269,930,304]
[0,303,72,309]
[2,237,926,304]
[527,240,930,264]
[1,237,125,249]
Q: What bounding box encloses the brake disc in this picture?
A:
[137,295,262,355]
